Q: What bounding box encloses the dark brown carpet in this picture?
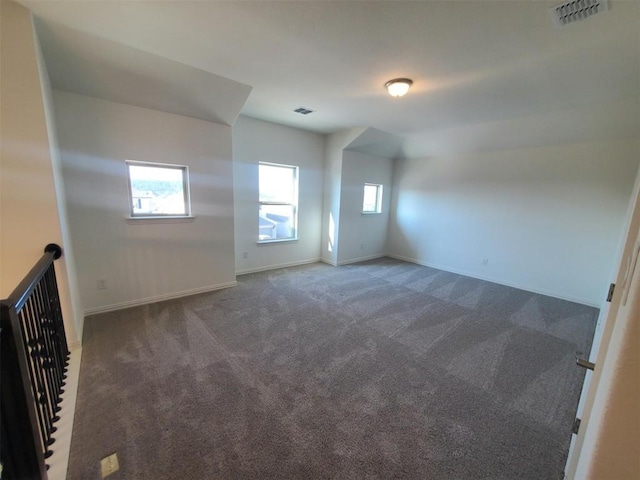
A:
[68,258,597,479]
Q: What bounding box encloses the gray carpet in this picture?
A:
[68,258,597,479]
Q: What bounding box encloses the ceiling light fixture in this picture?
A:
[385,78,413,97]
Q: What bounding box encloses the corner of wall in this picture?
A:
[32,14,84,346]
[0,0,83,345]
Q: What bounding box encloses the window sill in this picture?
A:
[127,216,196,225]
[257,238,299,245]
[362,212,381,215]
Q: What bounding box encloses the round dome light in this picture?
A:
[385,78,413,97]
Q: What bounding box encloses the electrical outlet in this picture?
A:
[242,252,248,259]
[97,279,108,290]
[100,453,119,478]
[360,243,364,250]
[482,259,489,266]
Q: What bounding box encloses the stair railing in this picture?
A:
[1,243,70,480]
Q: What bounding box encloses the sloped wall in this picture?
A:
[322,127,399,266]
[0,1,80,345]
[53,91,236,313]
[337,150,393,265]
[321,128,366,265]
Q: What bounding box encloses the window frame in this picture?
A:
[126,160,192,219]
[258,161,299,244]
[362,183,383,214]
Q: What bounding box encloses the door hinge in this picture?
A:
[572,417,581,435]
[606,283,615,302]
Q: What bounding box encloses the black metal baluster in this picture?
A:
[1,244,66,479]
[43,267,66,394]
[1,305,47,480]
[46,265,70,367]
[16,304,47,457]
[31,283,59,454]
[20,299,52,455]
[36,279,62,408]
[43,267,63,387]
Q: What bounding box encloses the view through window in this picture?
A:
[127,161,190,217]
[259,162,298,241]
[362,183,383,213]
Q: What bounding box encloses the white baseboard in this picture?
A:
[236,258,321,275]
[47,347,82,480]
[337,253,387,266]
[84,281,237,316]
[387,253,599,308]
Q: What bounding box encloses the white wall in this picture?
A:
[0,1,79,345]
[53,91,236,314]
[321,134,344,266]
[35,23,84,344]
[321,128,366,265]
[389,140,640,306]
[337,150,393,265]
[233,115,325,273]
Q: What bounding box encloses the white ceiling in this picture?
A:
[34,20,253,127]
[19,0,640,158]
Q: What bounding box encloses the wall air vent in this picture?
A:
[293,107,314,115]
[550,0,609,27]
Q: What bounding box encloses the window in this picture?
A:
[362,183,383,214]
[126,161,191,217]
[259,162,298,242]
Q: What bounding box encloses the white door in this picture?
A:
[564,172,640,479]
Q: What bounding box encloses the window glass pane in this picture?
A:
[259,204,296,241]
[259,164,295,203]
[129,164,187,215]
[363,184,382,213]
[258,162,298,242]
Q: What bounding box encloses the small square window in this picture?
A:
[363,183,383,214]
[126,161,191,217]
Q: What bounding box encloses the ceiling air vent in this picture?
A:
[293,107,314,115]
[550,0,609,27]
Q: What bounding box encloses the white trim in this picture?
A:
[259,162,299,242]
[257,237,299,245]
[387,253,599,308]
[84,282,237,315]
[337,253,387,266]
[362,183,383,214]
[236,258,320,275]
[321,258,338,267]
[125,159,188,169]
[566,168,640,479]
[126,160,191,218]
[47,347,82,480]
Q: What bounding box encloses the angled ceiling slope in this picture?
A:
[34,20,252,127]
[345,127,404,160]
[22,0,640,158]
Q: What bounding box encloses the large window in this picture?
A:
[259,162,298,242]
[362,183,383,214]
[126,161,191,217]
